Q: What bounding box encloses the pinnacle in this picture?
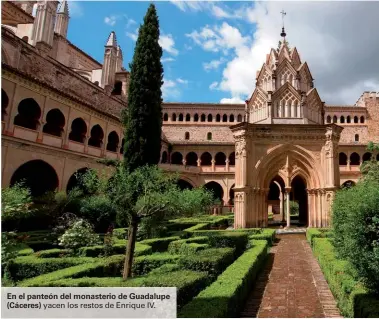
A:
[58,0,69,15]
[106,31,117,47]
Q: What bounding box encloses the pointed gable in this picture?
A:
[278,42,291,64]
[290,47,301,69]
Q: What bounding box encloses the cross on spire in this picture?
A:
[280,10,287,40]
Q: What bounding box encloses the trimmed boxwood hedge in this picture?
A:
[179,248,235,277]
[139,236,181,252]
[168,237,209,255]
[78,242,152,257]
[34,249,70,258]
[306,228,332,247]
[312,238,379,318]
[208,232,248,256]
[8,256,97,282]
[178,240,268,317]
[249,229,276,246]
[132,253,181,276]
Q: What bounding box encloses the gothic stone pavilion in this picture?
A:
[1,1,379,229]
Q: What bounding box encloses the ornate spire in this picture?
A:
[106,31,117,47]
[58,0,69,15]
[280,10,286,40]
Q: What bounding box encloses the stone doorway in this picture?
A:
[290,175,308,227]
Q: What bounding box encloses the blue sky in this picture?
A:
[65,1,379,105]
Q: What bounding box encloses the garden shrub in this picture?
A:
[168,237,209,255]
[332,177,379,292]
[149,263,180,275]
[189,228,262,237]
[34,249,70,258]
[178,247,235,277]
[8,256,96,282]
[208,232,248,256]
[139,236,180,252]
[179,240,268,318]
[132,253,181,276]
[78,242,152,257]
[313,238,379,318]
[58,219,100,252]
[249,229,276,246]
[113,228,127,240]
[306,228,332,247]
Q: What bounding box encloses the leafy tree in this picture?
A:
[332,145,379,292]
[122,3,164,171]
[1,183,33,227]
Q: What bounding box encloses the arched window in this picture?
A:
[88,124,104,148]
[342,180,356,189]
[111,81,122,95]
[186,152,198,166]
[172,113,177,121]
[354,116,358,123]
[43,109,65,137]
[360,116,365,123]
[171,152,183,165]
[207,132,212,140]
[194,114,199,122]
[14,98,41,130]
[204,181,224,203]
[229,114,234,122]
[339,152,347,165]
[350,152,360,165]
[347,116,351,123]
[340,116,345,123]
[186,113,190,121]
[216,114,221,122]
[201,114,206,122]
[326,116,331,123]
[222,114,228,122]
[120,138,125,154]
[200,152,212,166]
[237,114,242,122]
[178,113,184,121]
[161,151,168,163]
[207,114,213,122]
[333,116,337,123]
[69,118,87,143]
[362,152,372,162]
[215,152,226,166]
[354,134,359,142]
[185,132,190,140]
[106,131,119,152]
[2,89,9,118]
[229,152,235,165]
[163,113,168,121]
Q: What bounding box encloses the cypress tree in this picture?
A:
[122,4,163,172]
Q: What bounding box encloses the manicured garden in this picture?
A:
[3,214,275,315]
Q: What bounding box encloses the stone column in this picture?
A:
[211,159,215,172]
[280,191,284,222]
[285,187,291,228]
[225,159,229,171]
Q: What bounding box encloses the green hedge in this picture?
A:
[139,236,181,252]
[19,255,125,287]
[249,229,276,246]
[313,238,379,318]
[34,249,70,258]
[179,240,268,317]
[8,256,96,282]
[179,248,235,277]
[78,242,152,257]
[189,228,262,237]
[208,232,248,256]
[168,237,209,255]
[132,253,181,276]
[306,228,332,247]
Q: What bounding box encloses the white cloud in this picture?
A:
[186,22,248,54]
[126,28,139,41]
[162,79,180,100]
[209,81,219,90]
[159,34,179,56]
[188,2,379,104]
[104,15,117,26]
[220,97,245,104]
[169,1,209,12]
[203,58,226,72]
[67,1,83,18]
[126,18,136,28]
[177,78,188,84]
[161,57,175,63]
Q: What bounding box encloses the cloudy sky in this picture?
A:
[66,1,379,105]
